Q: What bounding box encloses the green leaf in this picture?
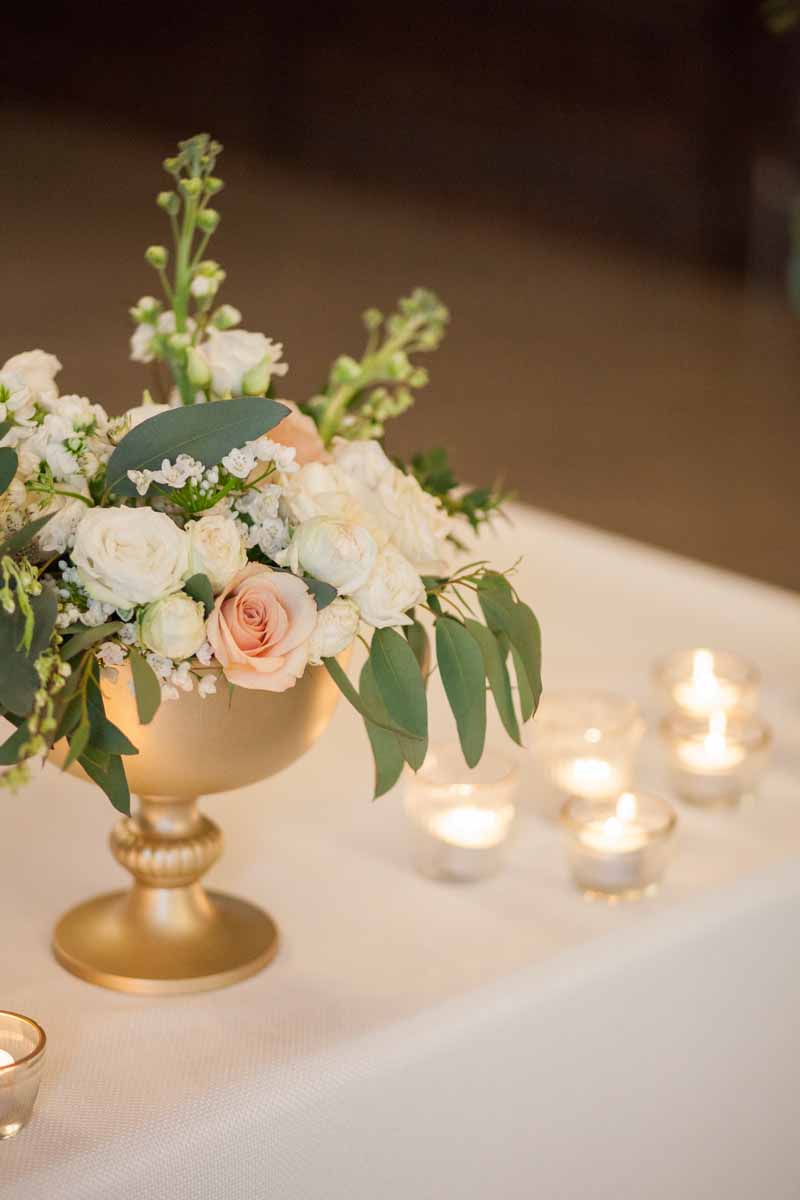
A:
[0,583,58,715]
[0,448,18,497]
[403,618,429,674]
[0,721,30,765]
[78,750,131,815]
[359,659,406,799]
[106,396,290,496]
[64,715,91,768]
[0,513,55,557]
[61,621,124,660]
[370,628,428,769]
[303,576,337,611]
[477,580,541,721]
[86,677,138,756]
[183,574,214,617]
[128,647,161,725]
[435,616,486,767]
[464,619,521,745]
[323,656,421,741]
[511,644,535,722]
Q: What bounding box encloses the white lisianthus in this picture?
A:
[194,329,288,398]
[307,598,360,665]
[187,513,247,594]
[351,545,425,628]
[71,507,190,609]
[333,439,451,573]
[279,516,377,595]
[140,592,207,661]
[280,461,363,525]
[1,350,61,402]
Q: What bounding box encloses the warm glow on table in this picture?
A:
[672,649,741,718]
[553,756,625,800]
[0,1049,14,1068]
[428,804,509,849]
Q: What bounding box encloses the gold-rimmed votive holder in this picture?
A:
[653,647,759,719]
[405,742,518,882]
[560,791,677,901]
[0,1012,46,1139]
[531,690,645,806]
[660,710,771,808]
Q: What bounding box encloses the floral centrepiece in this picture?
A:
[0,134,541,813]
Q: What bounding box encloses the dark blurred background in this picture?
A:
[2,3,799,587]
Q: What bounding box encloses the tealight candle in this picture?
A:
[654,648,758,719]
[561,791,676,900]
[532,691,645,809]
[405,743,518,881]
[0,1011,46,1140]
[661,710,771,807]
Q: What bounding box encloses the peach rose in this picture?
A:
[206,563,317,691]
[270,401,330,466]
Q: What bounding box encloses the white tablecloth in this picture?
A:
[2,506,799,1199]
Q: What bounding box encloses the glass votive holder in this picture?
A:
[561,792,677,901]
[0,1012,46,1139]
[405,742,518,882]
[660,710,772,808]
[653,647,759,719]
[531,690,645,803]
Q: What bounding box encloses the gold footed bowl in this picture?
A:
[51,661,342,995]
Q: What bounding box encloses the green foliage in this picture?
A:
[0,514,55,557]
[106,397,290,496]
[477,574,542,718]
[0,448,18,496]
[409,446,510,534]
[403,618,429,674]
[464,619,521,746]
[435,616,487,767]
[359,659,406,799]
[78,748,131,815]
[128,648,161,725]
[302,576,337,611]
[184,574,214,617]
[370,628,428,770]
[0,581,57,716]
[61,621,124,660]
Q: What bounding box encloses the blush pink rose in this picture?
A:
[270,401,330,466]
[206,563,317,691]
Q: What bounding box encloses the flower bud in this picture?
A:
[157,190,180,215]
[211,304,241,330]
[141,592,206,661]
[241,356,270,396]
[167,332,191,353]
[196,208,220,233]
[330,355,362,386]
[205,176,224,195]
[163,156,180,174]
[180,177,203,198]
[362,307,383,331]
[186,346,211,388]
[145,245,168,269]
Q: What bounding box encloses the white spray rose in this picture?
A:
[195,329,288,398]
[307,598,360,665]
[351,545,425,628]
[72,507,190,609]
[187,513,247,594]
[280,461,364,524]
[333,439,451,573]
[140,592,207,661]
[280,516,377,595]
[1,349,61,402]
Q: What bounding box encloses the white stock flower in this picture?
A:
[351,545,425,628]
[1,350,61,402]
[307,598,360,665]
[195,329,288,398]
[333,439,451,573]
[71,507,190,609]
[129,312,194,365]
[33,486,92,555]
[280,516,377,595]
[187,513,247,593]
[141,592,206,661]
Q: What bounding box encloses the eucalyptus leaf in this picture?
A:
[303,576,337,611]
[323,656,421,740]
[464,619,521,745]
[0,513,55,557]
[477,581,541,721]
[0,448,18,497]
[370,629,428,770]
[64,715,91,768]
[403,619,429,674]
[106,396,290,496]
[435,616,486,767]
[511,645,536,722]
[61,621,124,660]
[128,647,161,725]
[183,573,214,617]
[87,677,139,756]
[78,750,131,815]
[0,721,30,765]
[359,659,406,799]
[0,583,58,715]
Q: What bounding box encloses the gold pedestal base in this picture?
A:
[53,883,279,995]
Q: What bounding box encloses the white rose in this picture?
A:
[187,513,247,594]
[307,598,360,665]
[195,329,288,398]
[72,507,190,609]
[140,592,207,661]
[33,482,91,555]
[1,350,61,402]
[280,461,364,524]
[279,516,377,594]
[123,401,172,430]
[351,545,425,628]
[333,440,450,573]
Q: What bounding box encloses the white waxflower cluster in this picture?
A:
[234,485,290,558]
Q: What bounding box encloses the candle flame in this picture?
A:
[616,792,637,822]
[704,709,728,756]
[601,815,625,841]
[693,649,716,686]
[585,726,602,745]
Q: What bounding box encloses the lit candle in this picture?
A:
[670,650,742,718]
[562,791,676,898]
[428,804,507,849]
[674,711,744,773]
[552,755,626,800]
[0,1050,14,1068]
[578,792,647,854]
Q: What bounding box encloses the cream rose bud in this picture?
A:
[280,516,377,595]
[187,513,247,594]
[1,349,61,402]
[307,598,360,665]
[71,507,190,610]
[140,592,206,661]
[351,546,425,628]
